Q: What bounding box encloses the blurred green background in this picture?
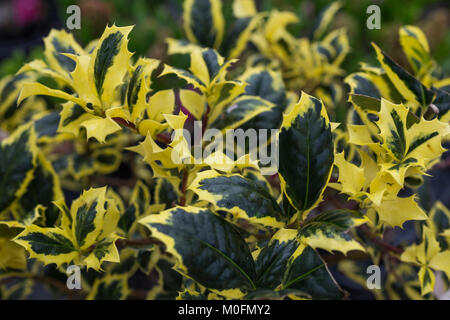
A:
[0,0,449,79]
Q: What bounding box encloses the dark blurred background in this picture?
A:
[0,0,449,300]
[0,0,449,78]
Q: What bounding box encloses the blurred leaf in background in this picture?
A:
[56,0,185,59]
[1,0,448,76]
[256,0,450,74]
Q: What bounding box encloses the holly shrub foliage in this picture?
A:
[0,0,449,300]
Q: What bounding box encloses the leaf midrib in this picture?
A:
[256,245,293,285]
[283,264,325,289]
[302,114,311,212]
[197,239,256,290]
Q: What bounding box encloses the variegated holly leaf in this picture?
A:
[69,187,108,250]
[237,67,288,138]
[298,210,366,254]
[87,274,130,300]
[221,15,261,59]
[147,255,184,299]
[14,225,78,267]
[342,98,449,214]
[312,1,342,40]
[165,39,225,89]
[0,72,48,133]
[401,226,450,295]
[375,99,410,161]
[124,59,165,123]
[118,181,151,235]
[399,26,433,77]
[183,0,225,50]
[372,43,435,109]
[139,206,257,298]
[376,98,450,166]
[43,29,85,80]
[345,72,382,100]
[31,112,67,144]
[128,112,193,176]
[371,195,427,228]
[17,25,140,143]
[57,102,95,138]
[427,202,450,250]
[321,28,350,67]
[155,178,180,209]
[253,228,344,299]
[383,264,425,300]
[189,170,285,228]
[278,92,334,219]
[250,10,298,64]
[0,73,35,120]
[209,96,274,131]
[0,125,38,214]
[14,187,120,271]
[88,25,134,107]
[11,153,64,227]
[239,67,287,106]
[281,243,345,299]
[253,229,299,288]
[84,234,120,271]
[344,69,403,105]
[165,40,247,125]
